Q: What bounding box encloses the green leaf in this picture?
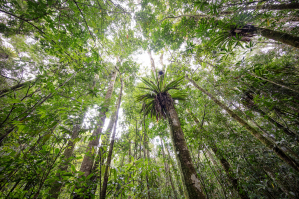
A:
[71,165,76,172]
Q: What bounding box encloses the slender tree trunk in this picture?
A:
[143,119,151,199]
[165,144,185,197]
[248,71,299,94]
[90,79,123,197]
[161,139,178,199]
[241,97,299,141]
[48,123,81,199]
[72,71,117,199]
[0,80,33,98]
[165,92,206,199]
[100,79,123,199]
[78,71,117,177]
[240,109,299,161]
[210,146,249,199]
[147,50,156,75]
[187,76,299,172]
[202,148,228,199]
[128,140,132,199]
[263,167,297,198]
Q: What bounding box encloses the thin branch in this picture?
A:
[0,9,46,35]
[160,14,209,22]
[73,0,96,43]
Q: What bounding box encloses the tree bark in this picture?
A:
[187,76,299,172]
[165,92,206,199]
[256,28,299,49]
[100,79,123,199]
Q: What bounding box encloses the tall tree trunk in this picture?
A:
[128,139,132,199]
[222,2,299,14]
[100,79,123,199]
[256,28,299,49]
[91,79,123,197]
[164,92,206,199]
[202,148,228,199]
[72,71,117,199]
[210,146,249,199]
[48,123,81,199]
[247,2,299,10]
[87,80,123,197]
[78,71,117,177]
[187,76,299,172]
[241,94,299,141]
[161,139,178,199]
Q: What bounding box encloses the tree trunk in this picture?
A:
[247,71,299,94]
[165,143,185,197]
[143,119,151,199]
[100,79,123,199]
[222,2,299,14]
[72,71,117,199]
[89,79,123,197]
[256,28,299,49]
[48,123,81,199]
[161,138,178,199]
[187,76,299,172]
[78,71,117,177]
[263,166,297,198]
[247,2,299,10]
[165,92,206,199]
[211,146,249,199]
[147,50,156,75]
[0,80,33,98]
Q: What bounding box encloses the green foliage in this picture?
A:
[1,0,299,198]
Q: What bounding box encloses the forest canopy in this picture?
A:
[0,0,299,198]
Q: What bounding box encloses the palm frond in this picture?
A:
[135,93,155,102]
[162,76,185,92]
[141,78,159,93]
[137,86,156,92]
[171,91,188,101]
[142,100,155,116]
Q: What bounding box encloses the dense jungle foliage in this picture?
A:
[0,0,299,198]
